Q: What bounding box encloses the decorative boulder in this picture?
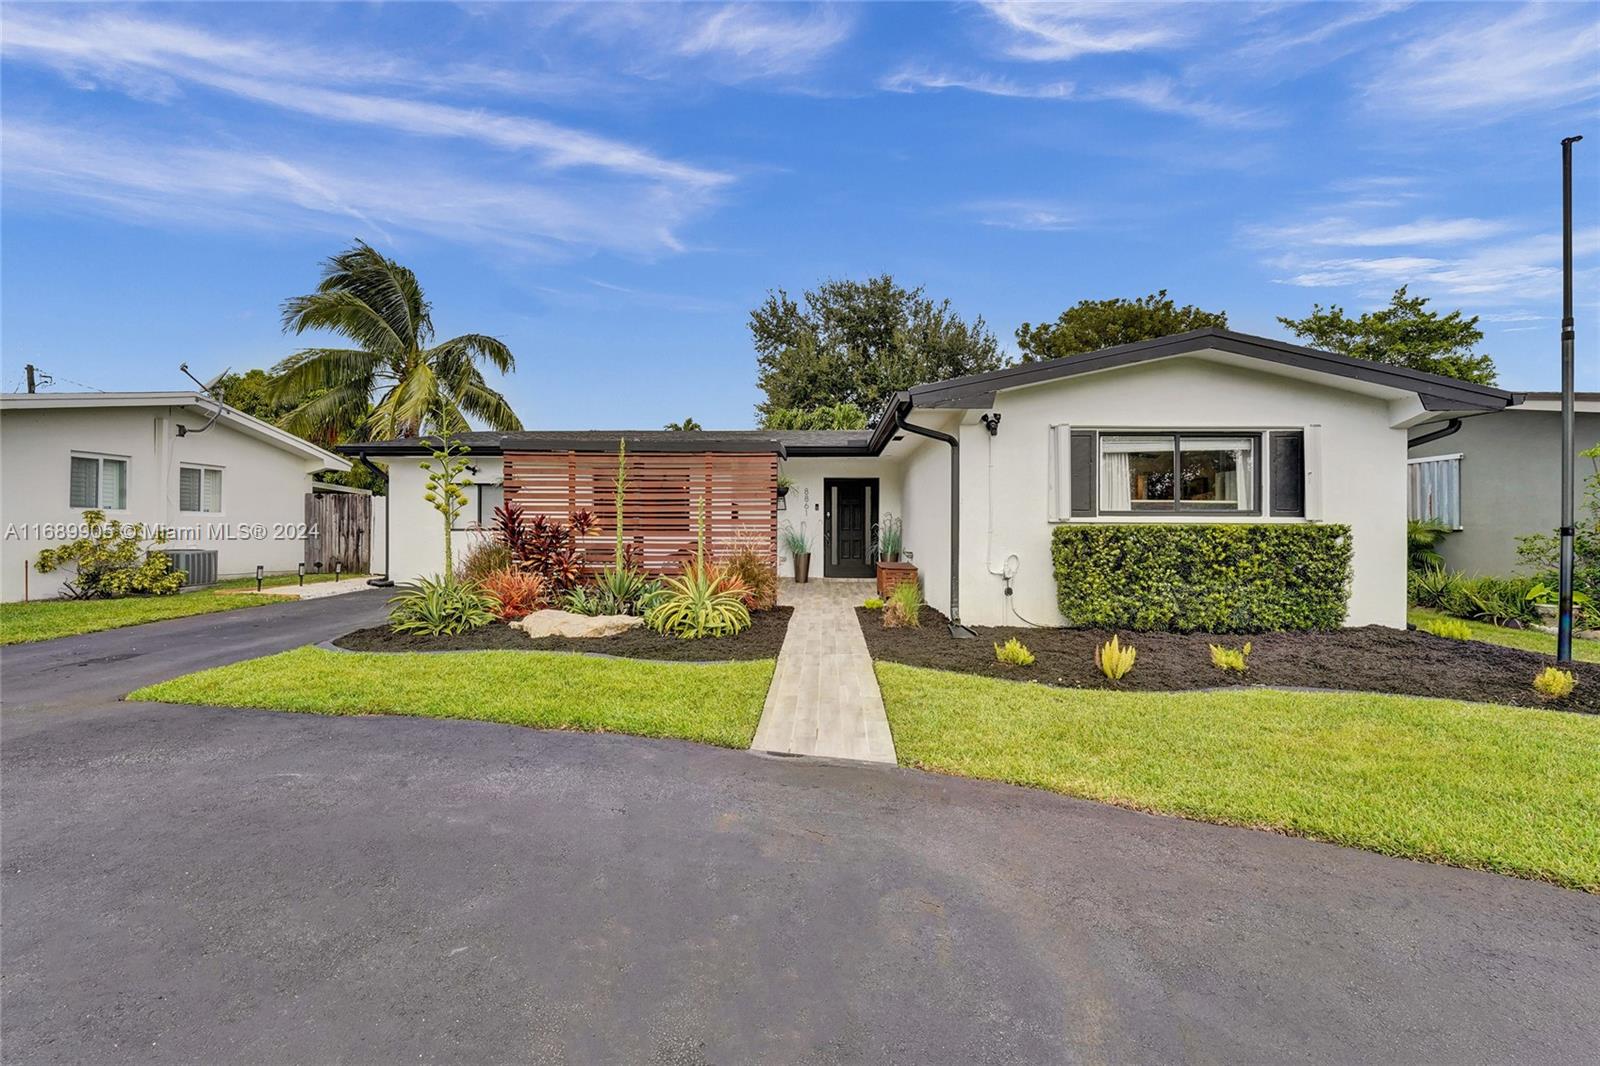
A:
[513,610,645,639]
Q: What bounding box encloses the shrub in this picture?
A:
[883,579,922,628]
[1407,518,1452,571]
[1420,617,1473,640]
[457,539,513,585]
[1532,667,1577,700]
[1208,641,1252,672]
[1518,442,1600,624]
[1408,566,1458,609]
[872,513,903,562]
[493,501,597,595]
[389,576,497,636]
[863,596,884,610]
[33,510,184,599]
[1051,525,1351,632]
[479,568,545,620]
[994,637,1036,666]
[719,547,779,611]
[1094,636,1136,679]
[1436,574,1539,626]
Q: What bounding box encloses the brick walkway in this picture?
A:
[750,578,896,764]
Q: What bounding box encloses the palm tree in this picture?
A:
[270,241,522,441]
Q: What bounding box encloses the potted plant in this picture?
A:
[872,513,917,597]
[777,473,794,499]
[781,523,812,584]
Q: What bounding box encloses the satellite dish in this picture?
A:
[1003,554,1020,580]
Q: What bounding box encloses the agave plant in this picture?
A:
[388,575,497,636]
[646,561,751,639]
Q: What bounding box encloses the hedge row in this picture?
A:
[1051,524,1352,632]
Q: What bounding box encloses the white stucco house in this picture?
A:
[1,392,352,601]
[350,329,1517,629]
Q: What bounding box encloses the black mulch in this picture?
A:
[332,606,792,663]
[855,606,1599,714]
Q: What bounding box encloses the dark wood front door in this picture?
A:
[823,478,877,578]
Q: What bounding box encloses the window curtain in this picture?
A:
[202,469,222,513]
[1099,452,1132,511]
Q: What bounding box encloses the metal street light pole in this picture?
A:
[1557,134,1582,664]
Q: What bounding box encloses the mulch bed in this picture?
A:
[332,606,792,663]
[856,607,1600,714]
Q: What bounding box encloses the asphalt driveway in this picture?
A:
[2,592,1597,1063]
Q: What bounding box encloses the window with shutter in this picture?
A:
[70,456,99,508]
[101,459,126,509]
[1407,454,1461,529]
[1070,431,1097,517]
[180,466,222,512]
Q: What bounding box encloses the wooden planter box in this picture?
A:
[876,560,918,598]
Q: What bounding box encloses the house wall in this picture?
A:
[777,456,904,580]
[895,422,958,617]
[959,357,1409,628]
[1,406,328,601]
[384,458,504,583]
[1410,408,1600,576]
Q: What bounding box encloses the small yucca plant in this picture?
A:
[994,637,1035,666]
[1421,617,1473,641]
[1094,635,1137,680]
[1208,641,1252,672]
[1532,667,1577,700]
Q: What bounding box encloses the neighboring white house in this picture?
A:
[351,329,1517,629]
[1406,392,1600,575]
[1,392,351,601]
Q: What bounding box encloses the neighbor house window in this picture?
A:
[1098,433,1258,513]
[179,465,223,513]
[1407,454,1461,530]
[70,454,128,510]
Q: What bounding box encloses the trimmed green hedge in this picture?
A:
[1052,524,1352,632]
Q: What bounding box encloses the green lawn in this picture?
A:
[0,572,373,645]
[876,663,1600,891]
[1409,607,1600,663]
[131,646,776,749]
[1,591,283,645]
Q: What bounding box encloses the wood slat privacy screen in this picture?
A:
[503,451,778,574]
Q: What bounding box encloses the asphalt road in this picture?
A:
[2,591,1597,1063]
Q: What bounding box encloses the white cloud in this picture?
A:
[979,1,1197,61]
[966,200,1080,232]
[1,8,729,189]
[1365,4,1600,119]
[880,67,1074,99]
[879,66,1261,127]
[1250,216,1515,248]
[675,4,855,78]
[0,121,709,258]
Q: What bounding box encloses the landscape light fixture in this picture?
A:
[255,565,264,593]
[297,562,305,587]
[1557,133,1583,663]
[335,562,343,581]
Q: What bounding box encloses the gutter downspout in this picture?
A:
[355,452,394,587]
[1405,418,1463,449]
[893,408,975,638]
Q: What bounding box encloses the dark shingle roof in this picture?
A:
[339,428,875,458]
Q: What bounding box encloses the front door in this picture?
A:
[823,478,878,578]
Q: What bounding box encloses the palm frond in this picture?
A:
[278,382,374,444]
[427,333,516,375]
[267,349,381,405]
[450,377,523,431]
[280,290,407,354]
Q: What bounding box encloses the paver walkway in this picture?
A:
[751,578,896,763]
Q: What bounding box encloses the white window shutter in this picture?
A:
[70,457,99,508]
[1047,424,1071,522]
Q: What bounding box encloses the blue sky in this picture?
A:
[2,1,1597,428]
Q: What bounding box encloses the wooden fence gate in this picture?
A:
[304,491,371,574]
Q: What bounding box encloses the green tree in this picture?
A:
[761,403,869,430]
[664,417,703,431]
[270,240,523,441]
[1278,286,1497,385]
[212,368,386,495]
[1015,290,1228,363]
[751,275,1004,423]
